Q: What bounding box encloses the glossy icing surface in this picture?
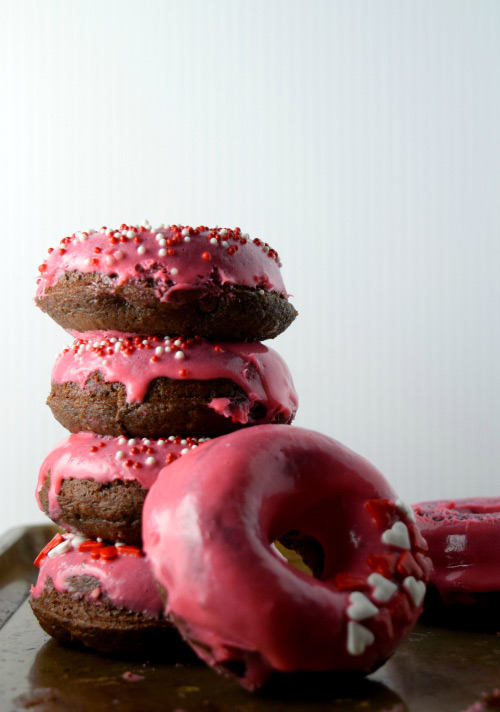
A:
[31,533,164,618]
[413,498,500,604]
[143,425,431,689]
[36,432,210,520]
[36,223,288,300]
[51,333,298,425]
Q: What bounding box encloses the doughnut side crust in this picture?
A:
[143,425,432,690]
[47,374,287,437]
[38,475,146,547]
[30,578,175,654]
[36,273,297,341]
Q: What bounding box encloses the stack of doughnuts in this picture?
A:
[30,221,298,653]
[30,220,432,691]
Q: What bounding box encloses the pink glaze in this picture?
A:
[36,432,210,521]
[51,333,298,425]
[35,223,289,301]
[413,498,500,605]
[31,534,164,618]
[143,425,431,690]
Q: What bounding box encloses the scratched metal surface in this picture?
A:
[1,526,499,712]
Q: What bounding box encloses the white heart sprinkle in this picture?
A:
[403,576,426,606]
[382,521,411,550]
[395,499,416,522]
[347,592,379,621]
[347,621,375,656]
[368,573,398,602]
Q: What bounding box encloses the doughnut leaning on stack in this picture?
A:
[30,222,299,653]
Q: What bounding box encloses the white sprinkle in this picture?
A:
[155,346,164,356]
[157,223,165,229]
[347,592,379,621]
[158,238,167,246]
[71,536,88,549]
[212,224,219,229]
[181,448,190,455]
[164,224,171,230]
[126,230,135,238]
[395,499,416,523]
[142,339,149,345]
[180,439,187,445]
[110,338,117,343]
[114,232,121,238]
[141,219,150,227]
[114,342,122,352]
[48,540,72,558]
[170,267,179,276]
[157,440,165,446]
[174,351,185,360]
[118,437,127,445]
[181,228,190,236]
[146,457,156,466]
[259,289,265,295]
[403,576,426,606]
[221,240,229,248]
[368,573,398,602]
[158,248,167,257]
[137,245,146,255]
[219,228,227,236]
[93,341,100,348]
[128,439,136,445]
[168,436,175,442]
[114,250,124,260]
[142,439,151,445]
[85,258,92,266]
[382,521,411,550]
[242,232,249,239]
[106,256,115,265]
[102,359,108,365]
[115,542,126,547]
[210,238,218,245]
[116,451,125,459]
[174,339,182,346]
[164,346,171,353]
[183,236,191,242]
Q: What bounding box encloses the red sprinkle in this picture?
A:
[34,533,64,567]
[117,545,143,558]
[365,499,396,528]
[202,251,211,260]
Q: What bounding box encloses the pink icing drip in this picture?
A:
[35,225,288,300]
[51,334,298,424]
[35,432,209,520]
[414,498,500,603]
[31,545,164,618]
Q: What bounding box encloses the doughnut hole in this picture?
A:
[273,532,324,578]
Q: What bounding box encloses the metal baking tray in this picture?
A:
[1,525,500,711]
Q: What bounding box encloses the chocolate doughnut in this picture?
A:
[143,425,432,690]
[36,433,210,546]
[48,333,298,438]
[35,223,297,341]
[30,532,177,654]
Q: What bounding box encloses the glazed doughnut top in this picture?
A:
[35,221,289,299]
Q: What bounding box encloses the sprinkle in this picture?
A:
[137,245,146,255]
[181,228,190,236]
[181,448,190,455]
[146,457,156,466]
[347,621,375,656]
[158,248,167,257]
[202,251,211,260]
[116,451,125,460]
[183,236,191,242]
[155,346,164,356]
[114,250,124,260]
[174,351,185,360]
[48,539,72,558]
[210,238,218,245]
[170,267,179,275]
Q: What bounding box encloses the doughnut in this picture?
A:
[143,425,432,690]
[48,332,298,438]
[35,222,297,341]
[30,532,177,654]
[36,433,210,547]
[413,498,500,621]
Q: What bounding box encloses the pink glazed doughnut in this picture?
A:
[35,222,297,341]
[413,498,500,621]
[143,425,432,690]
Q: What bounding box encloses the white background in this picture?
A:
[1,1,499,533]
